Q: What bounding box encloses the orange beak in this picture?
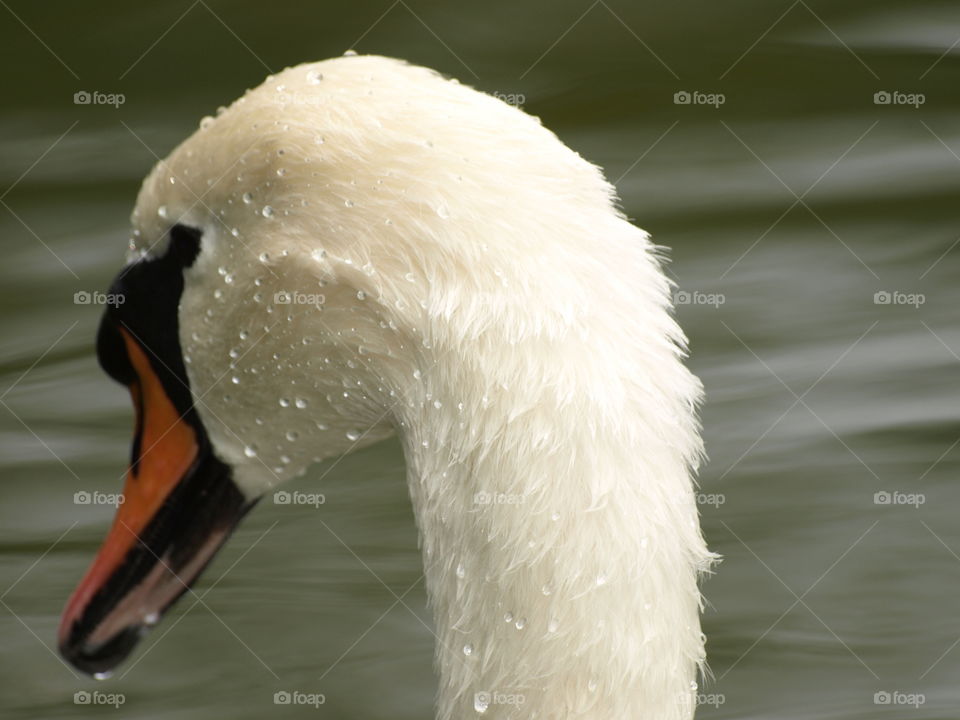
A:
[59,324,251,675]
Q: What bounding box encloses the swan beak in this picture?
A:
[58,326,252,675]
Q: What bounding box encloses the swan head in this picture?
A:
[59,55,704,699]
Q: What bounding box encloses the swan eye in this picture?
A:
[168,223,203,267]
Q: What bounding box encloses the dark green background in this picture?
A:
[1,1,958,717]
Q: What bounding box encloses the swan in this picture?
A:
[58,54,713,719]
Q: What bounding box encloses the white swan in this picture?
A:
[58,54,713,719]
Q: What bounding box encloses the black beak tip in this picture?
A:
[59,623,144,676]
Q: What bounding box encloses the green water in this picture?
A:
[1,1,958,717]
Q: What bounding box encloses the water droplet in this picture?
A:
[261,205,275,218]
[280,455,291,465]
[436,203,450,219]
[242,192,253,204]
[456,562,466,579]
[433,400,442,409]
[413,369,422,380]
[279,397,291,408]
[258,251,270,263]
[224,273,234,284]
[230,227,240,237]
[93,671,113,681]
[157,205,168,219]
[199,116,214,130]
[463,644,473,656]
[515,617,526,630]
[596,574,608,586]
[306,69,323,84]
[547,618,559,632]
[294,397,308,409]
[356,290,366,300]
[244,445,257,458]
[541,584,552,596]
[504,612,513,623]
[231,376,240,385]
[344,199,354,208]
[239,330,249,340]
[588,679,598,692]
[285,430,299,441]
[551,512,560,521]
[276,167,287,177]
[144,611,160,626]
[343,49,358,57]
[474,693,489,714]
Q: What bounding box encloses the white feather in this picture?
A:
[129,54,714,720]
